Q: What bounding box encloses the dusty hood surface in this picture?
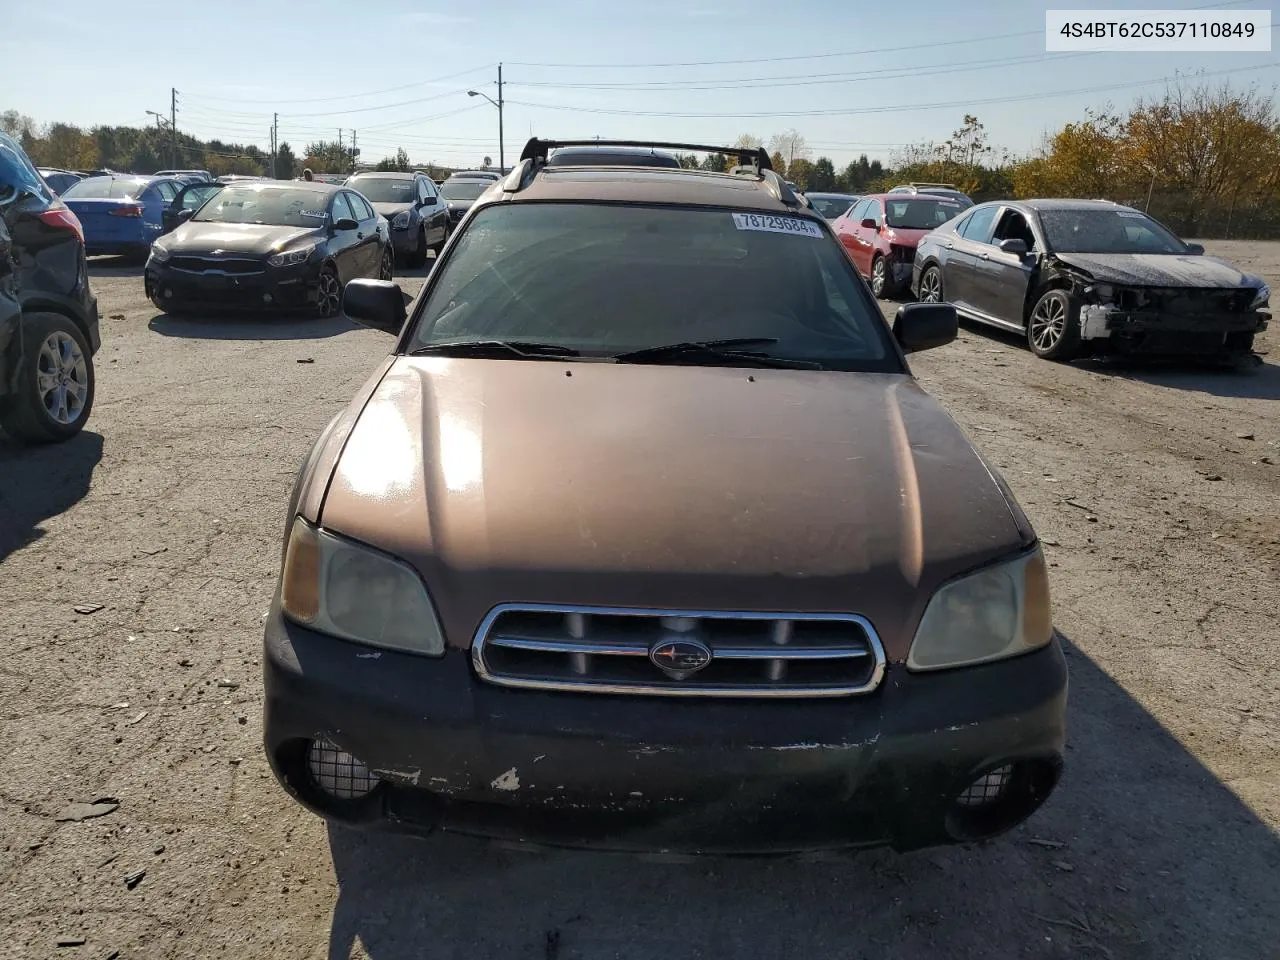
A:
[319,359,1031,657]
[1052,251,1262,289]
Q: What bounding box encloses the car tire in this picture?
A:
[406,228,428,268]
[917,264,943,303]
[0,312,95,444]
[870,255,891,299]
[1027,289,1083,361]
[316,264,342,318]
[378,247,394,282]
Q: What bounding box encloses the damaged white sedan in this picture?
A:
[912,198,1269,362]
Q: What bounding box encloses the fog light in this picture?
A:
[163,289,172,298]
[263,293,273,303]
[956,764,1013,807]
[306,739,379,800]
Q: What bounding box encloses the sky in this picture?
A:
[3,0,1277,170]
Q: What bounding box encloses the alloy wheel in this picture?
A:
[317,269,342,317]
[379,249,394,281]
[1030,295,1067,352]
[919,267,941,302]
[871,258,886,296]
[35,331,89,425]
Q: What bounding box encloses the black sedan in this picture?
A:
[145,181,392,317]
[805,192,861,220]
[912,199,1269,361]
[345,171,448,267]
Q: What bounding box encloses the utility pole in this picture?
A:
[170,88,178,169]
[497,62,505,173]
[338,128,343,149]
[351,130,357,171]
[270,113,278,179]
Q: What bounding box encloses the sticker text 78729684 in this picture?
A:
[731,212,824,238]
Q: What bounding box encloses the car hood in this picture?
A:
[163,222,319,256]
[318,360,1033,659]
[372,202,412,219]
[1050,251,1261,288]
[445,198,475,212]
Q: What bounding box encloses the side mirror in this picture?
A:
[333,217,359,232]
[860,218,877,230]
[422,196,437,206]
[997,237,1028,256]
[1184,242,1204,255]
[893,302,958,354]
[343,279,406,334]
[176,208,194,223]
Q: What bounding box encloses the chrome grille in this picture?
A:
[472,604,885,698]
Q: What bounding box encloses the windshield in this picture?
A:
[62,177,148,200]
[440,180,490,201]
[349,178,416,203]
[0,134,51,202]
[808,196,856,219]
[193,185,332,227]
[410,203,897,371]
[1040,208,1187,254]
[883,197,966,229]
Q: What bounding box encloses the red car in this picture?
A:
[834,193,968,299]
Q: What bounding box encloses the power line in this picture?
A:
[184,64,495,105]
[503,0,1267,69]
[508,51,1096,93]
[505,62,1280,119]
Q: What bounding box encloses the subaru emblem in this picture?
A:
[649,637,713,679]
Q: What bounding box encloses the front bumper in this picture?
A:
[145,260,318,312]
[1080,302,1269,351]
[263,609,1068,854]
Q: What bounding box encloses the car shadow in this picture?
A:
[147,312,361,341]
[0,430,103,563]
[1080,355,1280,400]
[86,255,145,278]
[323,635,1279,960]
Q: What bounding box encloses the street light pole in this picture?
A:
[467,63,505,172]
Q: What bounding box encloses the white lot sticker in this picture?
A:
[731,212,823,238]
[300,209,328,219]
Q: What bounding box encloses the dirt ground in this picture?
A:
[1,241,1278,960]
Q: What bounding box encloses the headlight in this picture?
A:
[279,517,445,656]
[267,243,315,268]
[392,211,410,229]
[1087,283,1113,300]
[150,243,171,263]
[1250,283,1269,309]
[906,547,1052,672]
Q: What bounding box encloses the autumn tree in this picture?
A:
[303,140,353,174]
[1126,80,1280,233]
[786,158,814,190]
[768,129,809,169]
[769,150,786,174]
[374,147,412,172]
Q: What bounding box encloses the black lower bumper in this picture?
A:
[263,609,1067,854]
[145,264,318,313]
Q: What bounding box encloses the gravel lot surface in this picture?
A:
[2,242,1278,960]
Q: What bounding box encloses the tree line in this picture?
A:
[5,78,1279,237]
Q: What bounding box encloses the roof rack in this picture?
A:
[519,138,772,171]
[908,181,958,189]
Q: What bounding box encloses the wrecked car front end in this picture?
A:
[1077,279,1269,355]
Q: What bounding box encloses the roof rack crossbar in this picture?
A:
[519,138,771,171]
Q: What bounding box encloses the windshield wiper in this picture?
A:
[407,339,581,359]
[611,338,821,369]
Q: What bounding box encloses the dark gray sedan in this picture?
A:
[345,172,449,268]
[911,199,1269,361]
